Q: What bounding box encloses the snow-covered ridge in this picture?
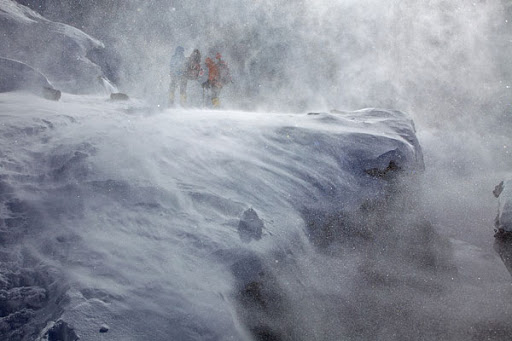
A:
[0,0,105,93]
[0,0,103,50]
[0,93,425,340]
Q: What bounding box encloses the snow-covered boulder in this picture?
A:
[0,0,105,93]
[494,179,512,236]
[0,95,429,340]
[0,57,61,100]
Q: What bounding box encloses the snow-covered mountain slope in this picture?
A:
[0,0,104,94]
[0,92,432,340]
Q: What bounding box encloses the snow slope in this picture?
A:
[0,1,511,340]
[1,91,512,341]
[0,0,104,93]
[0,92,427,340]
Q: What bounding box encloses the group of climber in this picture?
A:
[168,46,231,108]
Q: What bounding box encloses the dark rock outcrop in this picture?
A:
[238,208,264,242]
[109,92,129,101]
[44,320,79,341]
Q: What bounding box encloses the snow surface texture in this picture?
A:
[0,1,511,340]
[0,0,104,93]
[0,91,429,340]
[494,179,512,234]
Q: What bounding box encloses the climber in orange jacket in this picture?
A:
[202,53,231,108]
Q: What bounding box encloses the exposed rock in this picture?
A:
[41,320,79,341]
[238,208,264,242]
[494,229,512,240]
[110,93,129,101]
[494,181,504,198]
[99,324,109,333]
[364,160,401,179]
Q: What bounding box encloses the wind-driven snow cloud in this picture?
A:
[17,0,512,126]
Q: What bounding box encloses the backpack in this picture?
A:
[186,59,202,80]
[185,49,203,80]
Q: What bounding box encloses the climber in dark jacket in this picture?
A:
[180,49,203,105]
[168,46,186,106]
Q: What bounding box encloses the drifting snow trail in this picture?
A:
[0,93,242,340]
[0,92,421,340]
[1,92,510,341]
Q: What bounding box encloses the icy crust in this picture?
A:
[0,94,423,340]
[0,0,104,93]
[494,179,512,235]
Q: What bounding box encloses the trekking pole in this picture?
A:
[202,86,205,108]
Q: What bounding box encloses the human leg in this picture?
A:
[169,77,178,106]
[211,85,222,108]
[179,77,188,105]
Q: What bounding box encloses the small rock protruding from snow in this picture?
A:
[99,324,110,333]
[110,93,130,101]
[364,160,402,179]
[493,181,504,198]
[238,208,264,242]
